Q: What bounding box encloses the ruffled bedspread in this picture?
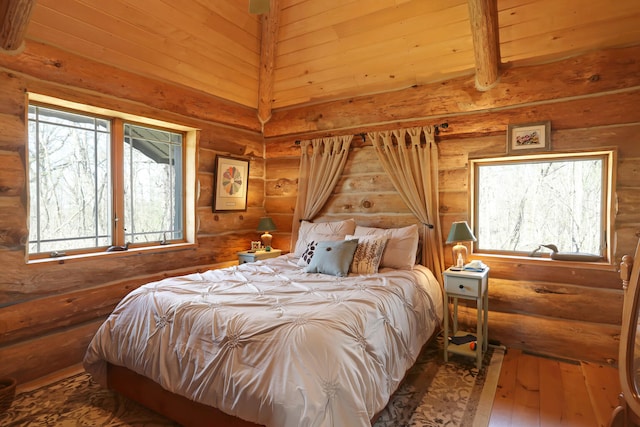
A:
[84,254,443,427]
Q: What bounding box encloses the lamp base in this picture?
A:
[452,243,468,267]
[261,232,272,251]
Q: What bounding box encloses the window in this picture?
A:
[123,124,183,244]
[28,101,193,257]
[28,106,112,253]
[471,151,613,259]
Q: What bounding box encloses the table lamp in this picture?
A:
[446,221,477,266]
[257,217,277,251]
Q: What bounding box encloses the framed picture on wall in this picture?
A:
[213,155,250,212]
[506,121,551,154]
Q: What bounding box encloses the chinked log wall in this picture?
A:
[264,45,640,365]
[0,42,267,385]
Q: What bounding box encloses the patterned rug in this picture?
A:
[0,336,503,427]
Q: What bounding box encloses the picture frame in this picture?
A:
[213,155,250,212]
[506,121,551,154]
[251,241,262,251]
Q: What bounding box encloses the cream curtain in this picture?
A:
[368,126,445,283]
[290,135,353,248]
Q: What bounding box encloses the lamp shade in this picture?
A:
[446,221,476,244]
[446,221,476,266]
[256,217,276,232]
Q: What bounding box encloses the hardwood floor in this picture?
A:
[489,348,621,427]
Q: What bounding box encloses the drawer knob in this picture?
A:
[459,284,464,289]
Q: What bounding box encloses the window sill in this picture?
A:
[27,242,197,265]
[472,252,616,271]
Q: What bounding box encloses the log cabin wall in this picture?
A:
[264,134,423,252]
[0,40,637,386]
[0,42,267,385]
[264,45,640,365]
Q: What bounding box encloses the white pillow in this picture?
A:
[346,234,388,274]
[354,224,419,270]
[294,219,356,257]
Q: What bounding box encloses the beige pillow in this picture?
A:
[294,219,356,257]
[346,234,388,274]
[354,224,419,270]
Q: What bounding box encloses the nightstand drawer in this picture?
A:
[444,275,483,297]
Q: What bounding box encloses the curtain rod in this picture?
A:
[434,122,448,135]
[343,123,447,135]
[294,123,450,144]
[295,133,366,145]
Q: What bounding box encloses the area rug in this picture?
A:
[0,336,503,427]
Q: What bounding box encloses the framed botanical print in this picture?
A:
[506,121,551,154]
[213,155,249,212]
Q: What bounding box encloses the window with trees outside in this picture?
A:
[28,103,191,257]
[471,151,613,260]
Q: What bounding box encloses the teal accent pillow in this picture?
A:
[304,239,359,277]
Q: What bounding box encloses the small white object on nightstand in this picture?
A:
[443,266,489,369]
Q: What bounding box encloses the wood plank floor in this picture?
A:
[489,348,621,427]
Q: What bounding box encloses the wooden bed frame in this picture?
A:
[108,363,262,427]
[106,329,441,427]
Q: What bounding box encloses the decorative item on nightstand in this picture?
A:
[257,217,277,251]
[446,221,477,267]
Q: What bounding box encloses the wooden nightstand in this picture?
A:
[443,266,489,369]
[237,249,282,264]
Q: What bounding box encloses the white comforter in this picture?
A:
[84,254,443,427]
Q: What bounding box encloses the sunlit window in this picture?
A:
[28,104,187,256]
[28,106,112,253]
[471,152,612,258]
[124,124,183,244]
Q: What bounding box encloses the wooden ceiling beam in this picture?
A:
[467,0,500,90]
[257,0,280,131]
[0,0,36,53]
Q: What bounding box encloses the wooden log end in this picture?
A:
[0,41,25,56]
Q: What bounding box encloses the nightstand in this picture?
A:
[443,266,489,369]
[237,249,282,264]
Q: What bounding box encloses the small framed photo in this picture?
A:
[507,121,551,154]
[213,155,250,212]
[251,241,262,251]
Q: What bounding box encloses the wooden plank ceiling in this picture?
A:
[2,0,640,120]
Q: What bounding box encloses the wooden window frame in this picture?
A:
[470,150,615,264]
[27,94,197,262]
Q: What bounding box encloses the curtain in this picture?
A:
[290,135,353,249]
[368,126,445,284]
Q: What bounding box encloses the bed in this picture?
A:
[83,220,443,427]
